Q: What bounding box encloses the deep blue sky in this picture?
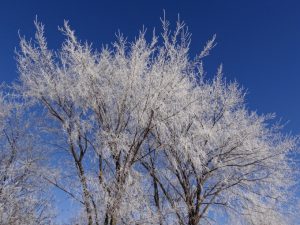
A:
[1,0,300,222]
[1,0,300,135]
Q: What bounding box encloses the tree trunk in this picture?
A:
[77,161,93,225]
[104,214,117,225]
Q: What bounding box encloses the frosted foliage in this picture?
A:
[0,93,54,225]
[0,93,11,130]
[15,18,298,225]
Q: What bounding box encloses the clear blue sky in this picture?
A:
[1,0,299,222]
[1,0,300,135]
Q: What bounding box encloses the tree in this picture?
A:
[0,90,55,225]
[15,17,298,225]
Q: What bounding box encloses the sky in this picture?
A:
[1,0,300,222]
[1,0,300,135]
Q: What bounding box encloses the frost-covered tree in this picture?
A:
[0,91,55,225]
[15,17,298,225]
[141,69,298,224]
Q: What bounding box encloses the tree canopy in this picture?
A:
[0,17,298,225]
